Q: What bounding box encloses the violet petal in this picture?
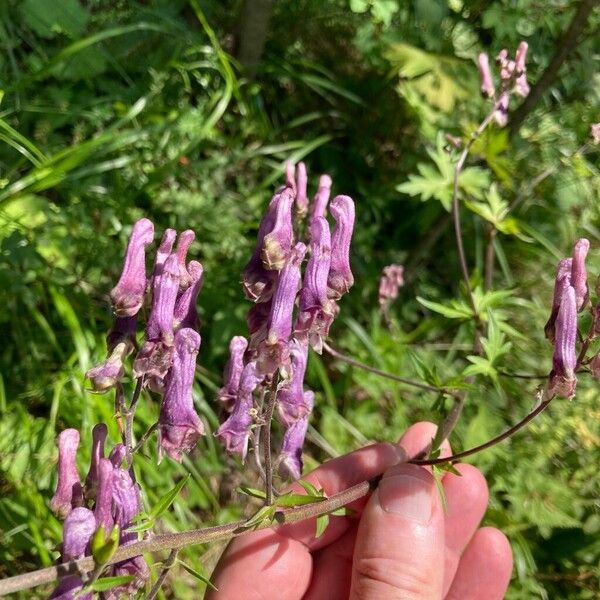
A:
[217,336,249,412]
[327,195,355,299]
[51,429,83,519]
[278,391,314,480]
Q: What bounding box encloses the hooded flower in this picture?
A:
[277,340,311,427]
[84,423,107,500]
[133,253,180,382]
[493,91,509,127]
[310,174,332,224]
[295,217,334,353]
[544,258,573,343]
[62,506,97,561]
[547,286,578,399]
[571,238,590,310]
[85,342,129,393]
[158,327,204,461]
[278,391,314,481]
[379,264,405,310]
[49,575,91,600]
[217,336,249,412]
[514,41,530,97]
[478,53,495,98]
[151,228,177,282]
[51,429,83,519]
[173,260,204,332]
[295,162,308,216]
[175,230,196,290]
[109,218,154,317]
[93,458,114,533]
[216,361,264,460]
[262,186,295,270]
[106,316,137,354]
[327,195,355,299]
[246,300,272,352]
[257,242,306,375]
[285,161,297,196]
[109,443,127,468]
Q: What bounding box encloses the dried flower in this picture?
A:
[106,316,137,354]
[278,391,314,480]
[93,458,114,532]
[217,336,249,411]
[85,342,129,392]
[84,423,107,500]
[51,429,83,519]
[173,260,204,332]
[257,242,307,375]
[158,328,204,461]
[571,238,590,310]
[110,218,154,317]
[295,162,308,216]
[478,53,495,98]
[378,264,405,309]
[544,258,572,343]
[311,174,332,223]
[216,361,264,460]
[547,286,578,399]
[175,230,196,289]
[277,340,311,426]
[327,195,355,299]
[262,187,295,270]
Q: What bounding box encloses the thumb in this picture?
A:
[350,463,445,600]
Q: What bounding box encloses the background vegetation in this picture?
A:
[0,0,598,597]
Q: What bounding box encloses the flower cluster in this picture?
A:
[478,41,530,126]
[544,238,593,399]
[85,221,205,461]
[378,264,404,311]
[49,425,148,599]
[217,163,355,479]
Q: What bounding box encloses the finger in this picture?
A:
[399,420,452,461]
[444,527,513,600]
[441,464,489,596]
[350,463,445,600]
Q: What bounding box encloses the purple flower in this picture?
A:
[93,458,114,533]
[216,361,264,460]
[515,41,528,74]
[547,286,578,399]
[571,238,590,310]
[174,260,204,332]
[514,73,530,98]
[311,174,332,223]
[106,316,137,354]
[110,218,154,317]
[257,242,306,375]
[379,264,405,309]
[151,228,177,280]
[262,187,295,271]
[175,230,196,289]
[84,423,107,500]
[295,217,335,353]
[85,342,129,392]
[158,327,205,461]
[62,506,96,561]
[104,556,150,600]
[278,391,314,480]
[277,341,311,427]
[544,258,573,343]
[51,429,83,519]
[246,300,272,352]
[295,162,308,216]
[217,336,249,412]
[478,53,495,98]
[49,576,91,600]
[285,161,297,195]
[133,253,180,382]
[493,91,509,127]
[327,195,355,300]
[109,443,127,468]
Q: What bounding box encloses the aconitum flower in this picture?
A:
[278,391,314,480]
[478,53,495,98]
[62,507,97,561]
[106,316,137,354]
[548,286,578,399]
[571,238,590,310]
[175,230,196,289]
[544,258,573,343]
[85,342,129,392]
[378,264,405,310]
[217,336,249,411]
[151,228,177,281]
[110,218,154,317]
[295,217,334,353]
[493,91,509,127]
[51,429,83,519]
[257,242,306,375]
[278,341,311,426]
[158,328,204,461]
[93,458,114,533]
[216,361,264,460]
[311,174,332,223]
[109,443,127,468]
[84,423,107,500]
[514,41,530,97]
[296,162,308,216]
[49,575,90,600]
[285,161,297,195]
[246,300,272,351]
[262,187,295,270]
[327,195,355,299]
[173,260,204,332]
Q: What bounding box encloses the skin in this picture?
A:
[207,422,513,600]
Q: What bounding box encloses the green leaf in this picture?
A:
[178,560,218,591]
[89,575,135,592]
[417,296,473,320]
[275,492,326,508]
[125,519,155,534]
[237,486,267,500]
[372,0,399,26]
[21,0,89,39]
[149,474,190,519]
[432,467,449,512]
[315,514,330,538]
[329,507,355,517]
[297,480,323,497]
[349,0,370,13]
[244,505,277,529]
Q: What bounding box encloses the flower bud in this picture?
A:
[84,423,107,500]
[110,218,154,317]
[285,161,297,195]
[327,195,355,299]
[278,391,314,480]
[478,53,495,98]
[515,41,528,74]
[217,336,249,412]
[278,341,311,426]
[158,328,205,461]
[173,260,204,332]
[571,238,590,310]
[262,187,295,270]
[90,524,120,565]
[51,429,83,519]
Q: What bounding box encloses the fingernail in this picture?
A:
[378,464,433,523]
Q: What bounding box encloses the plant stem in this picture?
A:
[132,421,158,454]
[124,376,144,466]
[262,376,279,505]
[146,549,178,600]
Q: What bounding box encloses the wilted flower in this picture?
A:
[262,187,295,270]
[295,217,334,353]
[175,230,196,289]
[110,218,154,317]
[217,336,249,411]
[216,361,264,460]
[173,260,204,332]
[571,238,590,310]
[544,257,573,343]
[277,341,311,426]
[84,423,107,500]
[51,429,83,519]
[311,174,332,223]
[378,264,405,309]
[478,53,495,98]
[85,342,129,392]
[278,391,314,480]
[106,316,137,354]
[158,327,204,461]
[547,286,578,399]
[257,242,306,375]
[327,195,355,299]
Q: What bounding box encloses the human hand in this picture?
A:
[207,422,513,599]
